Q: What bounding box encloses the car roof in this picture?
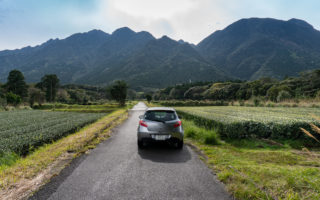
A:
[146,107,176,111]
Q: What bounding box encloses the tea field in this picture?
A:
[176,106,320,140]
[0,110,105,156]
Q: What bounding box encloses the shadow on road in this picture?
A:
[138,143,191,163]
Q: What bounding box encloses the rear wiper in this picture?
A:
[152,119,165,123]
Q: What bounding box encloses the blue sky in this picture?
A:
[0,0,320,50]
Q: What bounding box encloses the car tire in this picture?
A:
[176,140,183,149]
[138,140,144,149]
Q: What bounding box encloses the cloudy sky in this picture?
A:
[0,0,320,50]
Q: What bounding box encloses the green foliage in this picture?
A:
[39,74,60,102]
[183,119,220,145]
[156,100,228,107]
[277,90,292,102]
[267,85,292,102]
[5,70,28,98]
[0,152,19,167]
[153,81,211,100]
[62,84,107,104]
[108,80,128,106]
[5,92,22,106]
[145,94,152,103]
[203,130,220,145]
[0,83,5,98]
[252,96,261,106]
[0,97,6,109]
[203,82,241,100]
[177,106,320,143]
[33,103,120,113]
[154,69,320,102]
[0,111,104,157]
[67,89,90,105]
[28,87,45,107]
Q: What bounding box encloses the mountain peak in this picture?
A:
[288,18,313,29]
[112,27,135,36]
[87,29,108,35]
[159,35,174,41]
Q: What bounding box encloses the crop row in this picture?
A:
[0,111,105,156]
[176,106,320,141]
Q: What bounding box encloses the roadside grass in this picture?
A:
[0,153,19,168]
[183,120,220,145]
[183,119,320,200]
[33,101,137,113]
[0,108,128,198]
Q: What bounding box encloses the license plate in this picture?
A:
[153,135,168,140]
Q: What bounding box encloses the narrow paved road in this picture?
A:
[30,102,231,200]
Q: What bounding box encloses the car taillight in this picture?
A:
[174,121,182,128]
[139,120,148,127]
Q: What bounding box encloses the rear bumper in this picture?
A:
[137,131,184,141]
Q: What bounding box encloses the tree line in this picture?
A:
[153,69,320,102]
[0,70,59,107]
[0,70,129,108]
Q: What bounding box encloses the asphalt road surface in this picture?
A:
[30,102,232,200]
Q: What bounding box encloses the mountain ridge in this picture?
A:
[1,18,320,89]
[197,18,320,80]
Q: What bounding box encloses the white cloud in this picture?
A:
[111,0,196,19]
[1,0,320,50]
[98,0,238,44]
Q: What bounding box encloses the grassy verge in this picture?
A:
[33,101,137,113]
[0,108,128,199]
[183,119,320,200]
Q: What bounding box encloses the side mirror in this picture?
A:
[178,115,183,119]
[139,115,144,119]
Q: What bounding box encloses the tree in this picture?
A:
[6,70,28,98]
[56,89,70,103]
[28,87,45,107]
[108,80,128,106]
[6,92,22,106]
[145,94,152,103]
[0,83,5,98]
[40,74,60,102]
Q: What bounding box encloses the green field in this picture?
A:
[178,108,320,200]
[176,106,320,141]
[0,110,105,158]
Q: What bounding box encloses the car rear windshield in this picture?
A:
[144,110,177,122]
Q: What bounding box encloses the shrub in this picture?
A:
[185,126,197,139]
[6,92,22,106]
[183,119,220,145]
[204,130,220,145]
[252,97,261,106]
[277,90,292,102]
[0,97,6,109]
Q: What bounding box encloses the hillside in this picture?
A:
[197,18,320,80]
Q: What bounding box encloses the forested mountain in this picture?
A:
[197,18,320,80]
[1,18,320,89]
[0,27,226,89]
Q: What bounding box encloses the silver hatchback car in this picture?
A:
[137,107,184,149]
